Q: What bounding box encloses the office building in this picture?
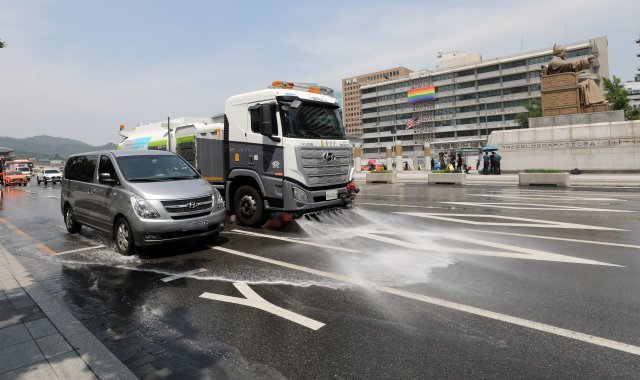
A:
[626,35,640,110]
[342,67,413,137]
[359,37,609,159]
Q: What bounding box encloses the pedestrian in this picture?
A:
[456,154,463,172]
[490,152,496,174]
[482,152,490,175]
[430,157,435,170]
[494,151,502,175]
[403,161,409,171]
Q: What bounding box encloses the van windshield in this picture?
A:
[116,155,199,181]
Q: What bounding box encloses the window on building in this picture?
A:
[477,64,500,74]
[502,59,527,69]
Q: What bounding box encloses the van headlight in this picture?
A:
[131,194,160,219]
[212,190,225,209]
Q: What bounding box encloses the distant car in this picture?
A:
[3,170,28,186]
[37,168,63,185]
[15,166,33,181]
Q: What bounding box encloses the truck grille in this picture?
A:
[161,196,213,218]
[298,147,352,186]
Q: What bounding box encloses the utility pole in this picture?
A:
[167,117,171,152]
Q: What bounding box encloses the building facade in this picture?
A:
[625,36,640,110]
[342,67,413,137]
[359,37,609,160]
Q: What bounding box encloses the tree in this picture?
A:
[603,76,640,120]
[515,98,542,128]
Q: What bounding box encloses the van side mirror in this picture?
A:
[99,172,117,185]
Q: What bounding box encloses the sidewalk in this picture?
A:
[355,171,640,187]
[0,244,135,380]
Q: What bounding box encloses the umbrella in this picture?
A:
[367,159,376,165]
[481,145,499,152]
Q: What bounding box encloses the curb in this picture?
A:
[0,244,136,380]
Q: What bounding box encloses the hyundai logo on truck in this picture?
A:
[322,152,336,162]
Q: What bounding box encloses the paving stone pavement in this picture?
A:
[0,244,136,380]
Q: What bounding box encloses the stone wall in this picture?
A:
[489,116,640,172]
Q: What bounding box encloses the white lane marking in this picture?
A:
[211,246,640,356]
[395,212,624,231]
[52,245,106,256]
[200,282,325,330]
[442,202,634,212]
[355,232,621,267]
[230,229,360,253]
[468,194,624,202]
[463,229,640,251]
[161,268,208,283]
[358,202,442,209]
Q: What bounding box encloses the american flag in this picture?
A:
[406,116,420,129]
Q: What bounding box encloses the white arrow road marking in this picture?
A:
[210,246,640,356]
[161,268,208,282]
[355,232,622,266]
[199,282,325,330]
[463,229,640,251]
[441,202,634,212]
[230,229,360,253]
[395,212,624,231]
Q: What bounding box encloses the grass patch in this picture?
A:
[523,169,565,173]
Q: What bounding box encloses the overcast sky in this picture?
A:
[1,0,638,145]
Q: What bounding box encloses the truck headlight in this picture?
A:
[212,190,225,209]
[130,194,160,219]
[292,186,308,203]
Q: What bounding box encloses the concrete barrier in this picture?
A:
[428,173,466,185]
[518,172,569,187]
[366,172,397,184]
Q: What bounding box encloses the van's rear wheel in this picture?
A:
[233,185,269,227]
[114,218,135,256]
[64,206,82,233]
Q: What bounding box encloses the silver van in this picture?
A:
[61,150,226,255]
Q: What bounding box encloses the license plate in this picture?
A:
[325,189,338,200]
[185,220,208,231]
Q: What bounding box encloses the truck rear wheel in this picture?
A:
[233,185,269,227]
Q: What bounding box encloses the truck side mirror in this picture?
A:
[259,104,281,142]
[259,104,275,136]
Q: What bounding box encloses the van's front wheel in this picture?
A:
[233,186,269,227]
[114,218,135,255]
[64,206,82,233]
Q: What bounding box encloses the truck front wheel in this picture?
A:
[233,185,269,227]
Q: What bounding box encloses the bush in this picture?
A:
[370,170,394,173]
[432,169,463,173]
[523,169,565,173]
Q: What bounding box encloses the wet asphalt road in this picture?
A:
[1,180,640,378]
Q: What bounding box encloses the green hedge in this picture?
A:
[523,169,565,173]
[432,169,463,173]
[369,170,394,173]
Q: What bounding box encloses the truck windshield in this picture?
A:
[278,100,345,139]
[116,155,199,181]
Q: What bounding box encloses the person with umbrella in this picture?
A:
[368,159,376,171]
[482,152,490,175]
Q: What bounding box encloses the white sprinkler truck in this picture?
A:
[119,81,359,227]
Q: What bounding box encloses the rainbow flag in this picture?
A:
[407,86,436,103]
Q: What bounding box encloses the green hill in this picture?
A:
[0,135,118,160]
